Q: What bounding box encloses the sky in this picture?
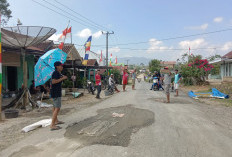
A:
[6,0,232,61]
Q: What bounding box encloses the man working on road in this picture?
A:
[132,69,137,90]
[122,68,129,92]
[174,69,182,97]
[95,70,102,99]
[161,67,172,103]
[50,61,67,131]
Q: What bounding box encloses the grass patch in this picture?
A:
[214,99,232,107]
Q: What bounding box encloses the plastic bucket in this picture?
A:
[62,90,66,97]
[4,109,19,119]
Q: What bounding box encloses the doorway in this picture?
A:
[7,66,17,91]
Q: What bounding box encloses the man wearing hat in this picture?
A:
[161,67,172,103]
[50,61,67,131]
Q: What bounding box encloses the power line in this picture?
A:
[54,0,110,31]
[89,27,232,47]
[41,0,104,31]
[32,0,101,30]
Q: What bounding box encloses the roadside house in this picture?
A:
[209,51,232,82]
[160,61,176,69]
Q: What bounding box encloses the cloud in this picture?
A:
[179,38,207,49]
[93,31,102,38]
[109,46,120,53]
[76,28,92,38]
[213,17,223,23]
[221,41,232,51]
[185,23,208,30]
[147,38,170,53]
[76,28,102,39]
[48,33,62,41]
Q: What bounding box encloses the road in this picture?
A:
[1,81,232,157]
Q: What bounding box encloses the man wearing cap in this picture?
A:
[161,67,172,103]
[50,61,67,131]
[95,70,102,99]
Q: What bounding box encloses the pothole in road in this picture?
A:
[64,105,155,147]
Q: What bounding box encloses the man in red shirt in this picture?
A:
[95,70,101,99]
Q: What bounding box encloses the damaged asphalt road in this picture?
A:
[2,81,232,157]
[65,105,155,147]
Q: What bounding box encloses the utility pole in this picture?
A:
[126,59,129,66]
[102,31,114,76]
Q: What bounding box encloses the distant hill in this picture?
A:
[117,57,150,65]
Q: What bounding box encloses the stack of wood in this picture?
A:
[2,89,38,110]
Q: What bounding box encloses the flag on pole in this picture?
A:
[109,53,112,66]
[58,27,71,42]
[0,13,2,96]
[115,56,118,64]
[0,13,2,118]
[82,36,92,65]
[99,50,103,63]
[58,27,71,50]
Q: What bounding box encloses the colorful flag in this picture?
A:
[58,42,64,50]
[99,50,102,63]
[82,36,92,65]
[115,56,118,64]
[0,13,2,117]
[0,13,2,97]
[109,53,112,66]
[58,27,71,50]
[58,27,71,42]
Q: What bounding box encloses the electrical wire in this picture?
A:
[89,27,232,46]
[41,0,104,31]
[53,0,110,31]
[32,0,101,31]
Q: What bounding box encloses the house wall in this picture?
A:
[17,55,35,89]
[2,66,7,90]
[2,55,35,91]
[220,63,232,80]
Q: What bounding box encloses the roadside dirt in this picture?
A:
[0,91,108,151]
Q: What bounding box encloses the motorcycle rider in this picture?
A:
[109,74,120,92]
[150,71,163,90]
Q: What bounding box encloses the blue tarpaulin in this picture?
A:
[188,88,229,99]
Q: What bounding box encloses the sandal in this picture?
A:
[57,121,65,125]
[50,126,62,131]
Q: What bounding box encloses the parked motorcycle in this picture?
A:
[107,85,114,95]
[87,80,95,95]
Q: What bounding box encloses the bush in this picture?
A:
[180,55,214,85]
[110,69,122,84]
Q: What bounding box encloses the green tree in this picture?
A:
[0,0,12,26]
[208,54,221,61]
[149,59,161,73]
[109,69,122,84]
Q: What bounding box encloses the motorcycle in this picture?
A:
[87,80,95,95]
[107,84,114,95]
[152,77,159,91]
